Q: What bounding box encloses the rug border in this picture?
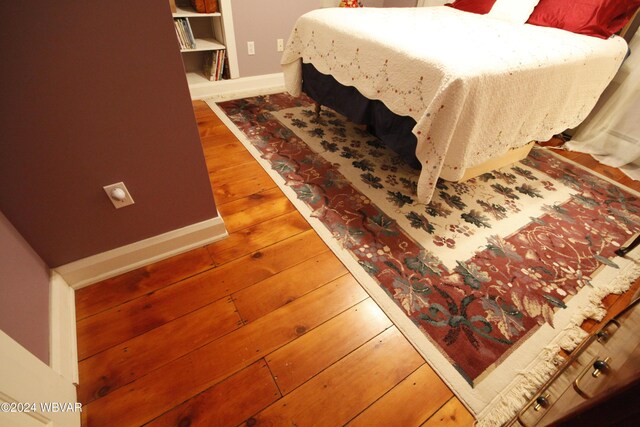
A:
[207,99,640,426]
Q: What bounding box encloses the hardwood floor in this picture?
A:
[75,100,639,426]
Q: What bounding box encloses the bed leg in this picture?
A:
[314,102,321,119]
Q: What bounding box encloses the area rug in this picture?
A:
[208,93,640,426]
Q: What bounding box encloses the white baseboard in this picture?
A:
[189,73,285,101]
[49,272,78,384]
[55,216,227,290]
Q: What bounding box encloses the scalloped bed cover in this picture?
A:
[281,6,628,203]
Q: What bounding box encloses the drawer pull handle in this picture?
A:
[596,331,609,342]
[592,357,611,378]
[596,319,620,343]
[574,356,612,398]
[534,394,550,411]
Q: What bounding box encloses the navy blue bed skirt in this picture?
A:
[301,62,421,169]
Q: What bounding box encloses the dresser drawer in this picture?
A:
[516,298,640,426]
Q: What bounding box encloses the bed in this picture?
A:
[281,1,636,203]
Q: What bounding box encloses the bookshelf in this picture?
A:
[172,1,239,97]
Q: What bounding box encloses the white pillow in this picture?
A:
[488,0,541,24]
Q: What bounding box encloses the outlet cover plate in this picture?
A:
[103,182,135,209]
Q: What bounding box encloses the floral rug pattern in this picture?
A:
[271,107,573,270]
[217,94,640,385]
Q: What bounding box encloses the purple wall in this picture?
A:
[0,212,50,364]
[0,0,218,267]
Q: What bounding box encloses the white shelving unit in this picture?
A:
[172,1,239,98]
[173,5,219,18]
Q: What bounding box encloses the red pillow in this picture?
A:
[527,0,640,39]
[445,0,497,15]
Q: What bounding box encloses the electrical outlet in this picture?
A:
[277,39,284,52]
[247,41,255,55]
[103,182,135,209]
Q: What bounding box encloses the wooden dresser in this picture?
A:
[510,296,640,426]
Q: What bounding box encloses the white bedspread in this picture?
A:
[281,6,628,202]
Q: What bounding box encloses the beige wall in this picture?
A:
[385,0,418,6]
[231,0,318,77]
[231,0,387,78]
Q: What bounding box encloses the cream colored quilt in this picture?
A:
[282,6,628,202]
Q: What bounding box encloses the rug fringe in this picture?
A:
[476,351,565,427]
[476,259,640,427]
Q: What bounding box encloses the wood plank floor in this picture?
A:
[76,100,640,427]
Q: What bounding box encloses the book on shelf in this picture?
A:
[173,18,196,50]
[203,49,226,81]
[216,49,225,80]
[183,19,196,49]
[174,20,186,49]
[221,54,230,80]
